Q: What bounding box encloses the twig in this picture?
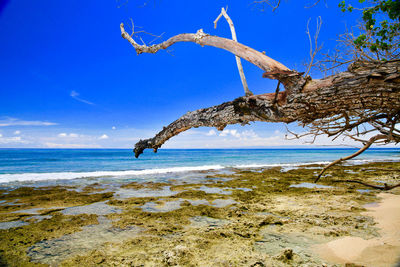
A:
[214,7,253,96]
[315,134,387,182]
[253,0,281,12]
[305,16,323,77]
[332,180,400,191]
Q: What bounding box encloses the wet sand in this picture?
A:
[314,192,400,267]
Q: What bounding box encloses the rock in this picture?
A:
[275,248,294,261]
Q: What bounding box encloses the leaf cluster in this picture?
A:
[339,0,400,57]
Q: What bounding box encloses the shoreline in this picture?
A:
[0,160,399,266]
[1,157,399,185]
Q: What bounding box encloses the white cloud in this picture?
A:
[70,90,94,105]
[45,142,101,148]
[241,130,258,139]
[206,129,216,136]
[219,129,241,138]
[58,133,79,138]
[112,126,116,130]
[14,130,21,135]
[0,117,57,127]
[0,135,29,144]
[99,134,109,140]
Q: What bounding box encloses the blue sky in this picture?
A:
[0,0,385,148]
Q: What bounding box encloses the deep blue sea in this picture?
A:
[0,148,399,185]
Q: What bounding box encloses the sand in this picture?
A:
[314,192,400,267]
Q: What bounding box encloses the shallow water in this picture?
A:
[198,186,232,195]
[189,216,230,228]
[141,198,237,212]
[27,216,142,265]
[357,189,371,194]
[114,186,178,200]
[0,220,29,230]
[1,148,398,186]
[61,201,122,216]
[289,183,333,189]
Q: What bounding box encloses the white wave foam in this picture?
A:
[232,161,332,169]
[0,165,224,183]
[0,157,397,184]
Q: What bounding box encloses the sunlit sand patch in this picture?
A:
[314,193,400,267]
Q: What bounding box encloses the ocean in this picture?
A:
[0,148,399,186]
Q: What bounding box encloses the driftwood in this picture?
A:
[332,179,400,191]
[120,21,400,181]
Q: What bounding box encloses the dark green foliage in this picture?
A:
[339,0,400,57]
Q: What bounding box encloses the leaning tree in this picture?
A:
[121,0,400,188]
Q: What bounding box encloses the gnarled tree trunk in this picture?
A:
[132,58,400,157]
[120,23,400,179]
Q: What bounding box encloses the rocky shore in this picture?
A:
[0,161,399,266]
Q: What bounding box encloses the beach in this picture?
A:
[0,149,399,266]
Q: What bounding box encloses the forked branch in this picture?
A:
[120,23,290,73]
[214,7,253,96]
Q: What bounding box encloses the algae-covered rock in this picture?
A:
[0,161,399,266]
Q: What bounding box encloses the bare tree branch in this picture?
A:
[120,23,290,73]
[214,7,253,96]
[253,0,281,12]
[332,180,400,191]
[132,60,400,158]
[305,16,323,77]
[314,134,388,182]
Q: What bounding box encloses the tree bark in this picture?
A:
[133,60,400,157]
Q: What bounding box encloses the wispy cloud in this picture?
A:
[44,142,101,148]
[99,134,109,140]
[219,129,241,138]
[0,135,29,144]
[206,129,216,136]
[0,117,57,127]
[70,90,94,105]
[58,133,79,138]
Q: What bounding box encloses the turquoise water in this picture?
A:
[0,148,398,185]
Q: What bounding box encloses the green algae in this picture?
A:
[0,186,113,222]
[121,181,171,190]
[0,213,98,266]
